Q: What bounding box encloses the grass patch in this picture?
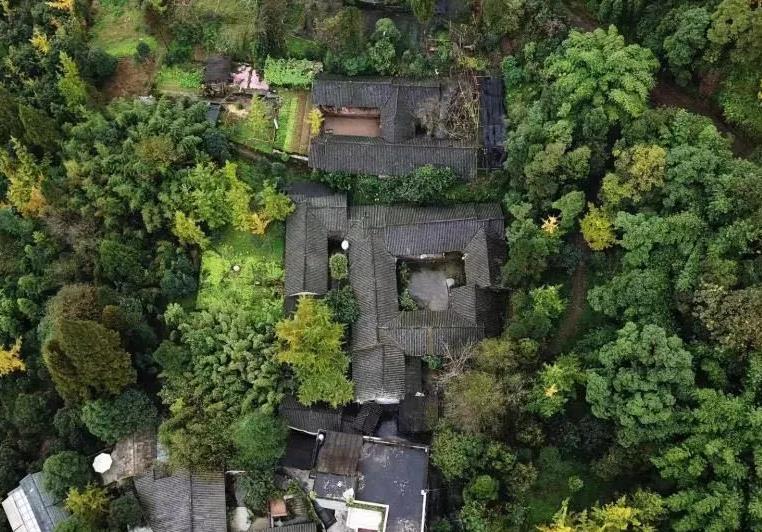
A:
[197,224,284,324]
[154,64,203,94]
[91,0,158,58]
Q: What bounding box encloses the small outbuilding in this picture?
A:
[2,472,68,532]
[203,55,232,96]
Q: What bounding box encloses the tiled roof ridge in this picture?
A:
[313,75,441,87]
[312,134,477,149]
[188,473,195,532]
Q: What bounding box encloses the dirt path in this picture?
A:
[103,57,157,100]
[549,234,590,356]
[559,0,755,158]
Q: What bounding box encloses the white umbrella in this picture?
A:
[92,453,113,474]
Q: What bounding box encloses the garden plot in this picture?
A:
[223,91,313,156]
[91,0,158,58]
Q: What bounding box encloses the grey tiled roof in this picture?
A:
[312,77,440,143]
[284,192,348,297]
[283,190,507,404]
[310,76,478,179]
[352,344,406,403]
[346,203,506,402]
[134,469,225,532]
[309,135,478,179]
[405,356,423,395]
[279,395,343,434]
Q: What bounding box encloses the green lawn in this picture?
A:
[91,0,158,58]
[197,224,285,323]
[154,64,203,95]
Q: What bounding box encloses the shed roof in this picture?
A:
[315,432,364,477]
[203,55,231,84]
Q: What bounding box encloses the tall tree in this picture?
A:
[586,322,695,447]
[544,26,658,136]
[652,388,762,531]
[275,297,353,407]
[43,320,136,403]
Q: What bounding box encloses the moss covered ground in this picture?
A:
[196,224,285,325]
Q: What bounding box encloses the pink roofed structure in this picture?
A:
[232,65,269,93]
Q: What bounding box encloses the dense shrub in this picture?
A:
[42,451,92,500]
[324,286,360,324]
[108,494,143,530]
[135,41,151,63]
[232,412,287,471]
[263,57,321,88]
[80,389,158,444]
[329,253,348,281]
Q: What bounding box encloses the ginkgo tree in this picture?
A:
[275,297,353,407]
[0,338,24,376]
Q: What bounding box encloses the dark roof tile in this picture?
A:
[315,432,364,476]
[279,396,343,434]
[134,469,225,532]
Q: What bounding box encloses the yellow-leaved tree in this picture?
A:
[30,30,50,54]
[308,108,324,138]
[172,211,209,249]
[46,0,75,13]
[580,203,616,251]
[0,138,47,217]
[275,297,353,407]
[0,339,25,376]
[538,491,664,531]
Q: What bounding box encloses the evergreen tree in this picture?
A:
[43,320,136,403]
